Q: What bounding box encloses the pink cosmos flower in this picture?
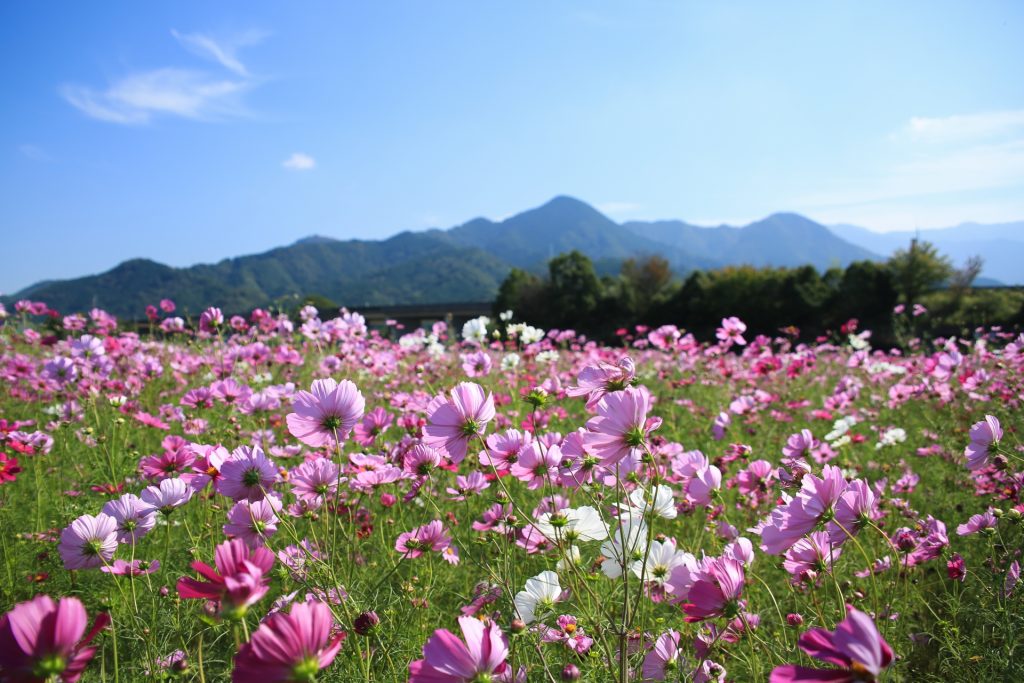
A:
[642,630,682,681]
[770,605,893,683]
[687,465,722,506]
[782,430,815,460]
[395,520,459,565]
[583,386,662,467]
[947,553,966,582]
[181,444,229,492]
[956,510,998,536]
[423,383,496,464]
[286,378,366,448]
[232,600,344,682]
[224,496,282,548]
[510,439,562,489]
[566,356,636,409]
[352,406,393,447]
[101,493,156,543]
[680,557,746,622]
[760,465,848,555]
[198,307,223,333]
[1006,561,1020,597]
[446,471,490,500]
[783,531,841,584]
[58,513,118,570]
[461,350,493,378]
[140,477,193,514]
[290,457,341,507]
[409,616,510,682]
[0,595,110,683]
[218,446,277,502]
[177,538,275,617]
[482,428,531,471]
[964,415,1002,470]
[101,559,160,576]
[716,317,747,346]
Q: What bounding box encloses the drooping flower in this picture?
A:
[177,538,275,618]
[58,513,118,570]
[769,605,893,682]
[0,452,24,484]
[423,383,495,464]
[286,378,366,448]
[232,600,344,682]
[0,595,110,683]
[101,559,160,576]
[956,510,998,536]
[409,616,510,682]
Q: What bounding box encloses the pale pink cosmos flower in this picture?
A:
[352,406,393,446]
[232,600,344,682]
[716,317,747,346]
[224,495,282,548]
[286,378,366,448]
[510,439,563,490]
[409,616,511,683]
[198,307,223,333]
[101,493,156,543]
[218,446,277,502]
[140,477,193,514]
[423,382,496,464]
[964,415,1002,470]
[289,457,341,507]
[956,510,998,536]
[687,465,723,507]
[101,559,160,576]
[783,531,841,584]
[0,595,110,683]
[642,630,683,681]
[566,356,636,409]
[58,513,118,570]
[770,605,893,682]
[460,350,493,378]
[396,520,459,564]
[583,386,662,467]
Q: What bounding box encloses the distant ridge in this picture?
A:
[7,197,884,317]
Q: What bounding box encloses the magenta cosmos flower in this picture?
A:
[423,382,496,464]
[584,385,662,467]
[218,446,278,502]
[395,520,459,565]
[177,538,275,618]
[409,616,510,682]
[680,557,746,622]
[58,513,118,570]
[770,605,893,682]
[964,415,1002,470]
[0,594,110,683]
[286,378,366,448]
[642,630,683,681]
[716,317,747,346]
[232,600,344,683]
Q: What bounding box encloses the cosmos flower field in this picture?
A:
[0,301,1021,682]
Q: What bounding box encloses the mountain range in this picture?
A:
[6,196,1020,317]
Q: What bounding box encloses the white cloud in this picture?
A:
[789,110,1024,230]
[283,153,316,171]
[170,29,268,76]
[61,28,265,125]
[904,110,1024,144]
[18,144,49,162]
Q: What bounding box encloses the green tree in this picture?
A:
[887,239,953,305]
[547,251,603,332]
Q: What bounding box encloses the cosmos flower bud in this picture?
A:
[354,611,381,636]
[561,663,581,681]
[510,619,527,634]
[786,613,804,626]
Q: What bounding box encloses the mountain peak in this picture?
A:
[294,235,338,246]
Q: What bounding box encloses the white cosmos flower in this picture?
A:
[534,506,609,544]
[514,570,562,624]
[461,316,490,344]
[600,518,649,579]
[630,538,695,585]
[556,545,581,572]
[618,485,678,520]
[501,353,521,371]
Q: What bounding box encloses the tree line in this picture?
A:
[494,240,1023,344]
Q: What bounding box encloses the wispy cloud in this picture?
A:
[61,29,265,125]
[903,110,1024,144]
[283,152,316,171]
[170,29,268,76]
[791,109,1024,230]
[18,144,50,162]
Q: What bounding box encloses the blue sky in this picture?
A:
[2,1,1023,293]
